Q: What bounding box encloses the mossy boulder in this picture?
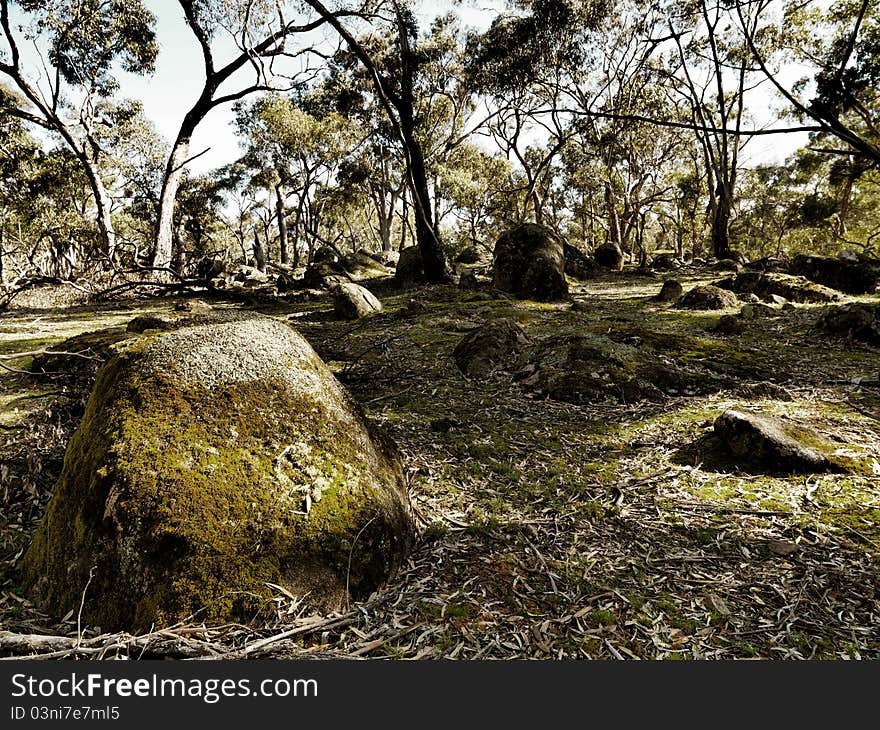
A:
[716,271,840,303]
[453,318,530,378]
[302,262,349,289]
[341,251,392,281]
[677,285,738,310]
[790,253,879,295]
[817,303,880,346]
[493,223,569,301]
[517,333,732,404]
[651,253,682,271]
[654,279,684,302]
[21,314,414,631]
[563,242,596,280]
[126,315,173,334]
[594,243,625,270]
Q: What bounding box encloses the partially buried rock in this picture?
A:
[458,269,479,289]
[21,314,415,631]
[790,253,878,295]
[739,302,780,320]
[651,253,681,271]
[333,282,383,320]
[493,223,568,301]
[655,279,684,302]
[817,302,880,346]
[126,315,173,333]
[712,258,741,272]
[713,409,837,473]
[714,314,743,335]
[453,318,529,378]
[715,271,840,303]
[677,285,738,310]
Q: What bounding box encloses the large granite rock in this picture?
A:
[21,315,414,631]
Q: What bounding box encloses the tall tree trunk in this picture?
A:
[86,166,116,261]
[153,131,193,270]
[711,182,732,259]
[253,229,267,273]
[836,170,854,239]
[399,188,408,252]
[275,183,288,265]
[398,109,451,282]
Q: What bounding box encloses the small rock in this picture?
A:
[430,417,461,432]
[655,279,684,302]
[713,409,836,473]
[332,282,383,320]
[453,318,530,378]
[651,253,682,271]
[739,303,779,320]
[677,285,739,310]
[769,294,787,305]
[707,593,731,616]
[767,540,799,557]
[458,270,479,289]
[714,314,744,334]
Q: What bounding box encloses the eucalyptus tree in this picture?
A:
[0,0,157,259]
[303,0,461,282]
[236,92,354,268]
[149,0,373,270]
[735,0,880,165]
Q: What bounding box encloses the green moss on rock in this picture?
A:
[20,315,414,631]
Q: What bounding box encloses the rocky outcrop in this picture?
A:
[21,315,414,631]
[715,271,840,303]
[790,253,879,295]
[817,303,880,346]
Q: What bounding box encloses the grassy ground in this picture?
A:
[0,268,878,659]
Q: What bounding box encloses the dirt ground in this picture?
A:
[1,268,878,659]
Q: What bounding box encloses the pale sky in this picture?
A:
[111,2,505,174]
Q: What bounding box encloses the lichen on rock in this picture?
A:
[20,314,414,632]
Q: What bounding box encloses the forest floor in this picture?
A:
[0,267,878,659]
